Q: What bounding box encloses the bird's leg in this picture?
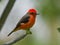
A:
[26,28,32,34]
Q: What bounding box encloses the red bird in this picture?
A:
[8,9,38,36]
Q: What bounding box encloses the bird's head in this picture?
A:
[28,9,38,17]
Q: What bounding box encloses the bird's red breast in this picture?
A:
[20,15,35,29]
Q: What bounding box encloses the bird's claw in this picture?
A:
[26,30,32,34]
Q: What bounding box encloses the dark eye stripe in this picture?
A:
[30,12,37,15]
[30,12,34,14]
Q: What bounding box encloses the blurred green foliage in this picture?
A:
[41,0,60,17]
[0,0,1,1]
[57,28,60,32]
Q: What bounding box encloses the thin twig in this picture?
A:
[3,34,28,45]
[0,0,16,31]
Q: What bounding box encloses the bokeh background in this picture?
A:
[0,0,60,45]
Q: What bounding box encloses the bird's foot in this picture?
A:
[26,30,32,34]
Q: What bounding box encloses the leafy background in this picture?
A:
[0,0,60,45]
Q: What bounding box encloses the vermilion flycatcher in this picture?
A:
[8,9,38,36]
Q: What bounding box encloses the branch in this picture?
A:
[3,34,28,45]
[0,0,28,45]
[0,0,16,31]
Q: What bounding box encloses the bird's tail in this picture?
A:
[8,27,20,36]
[8,30,14,36]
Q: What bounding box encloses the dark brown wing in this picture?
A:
[14,14,30,29]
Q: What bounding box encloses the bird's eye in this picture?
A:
[30,12,34,14]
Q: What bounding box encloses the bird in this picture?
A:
[8,9,38,36]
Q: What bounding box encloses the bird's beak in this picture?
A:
[36,13,39,15]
